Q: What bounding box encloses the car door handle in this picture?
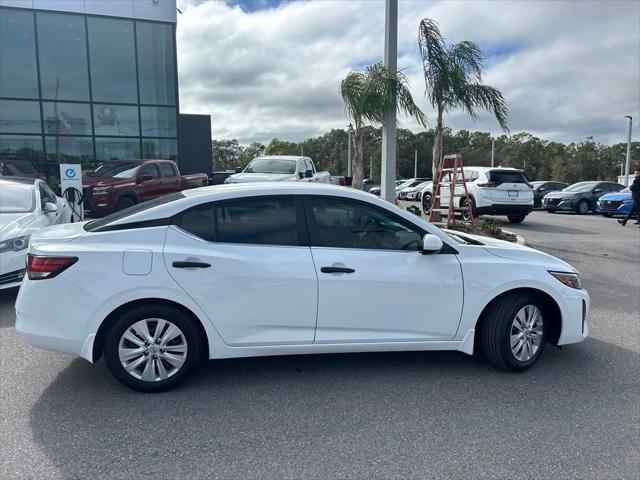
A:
[320,266,355,274]
[172,261,211,269]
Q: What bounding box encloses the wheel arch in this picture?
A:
[92,298,210,363]
[473,287,562,355]
[115,190,139,204]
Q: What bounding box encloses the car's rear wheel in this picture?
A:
[507,214,526,224]
[481,293,546,372]
[460,197,476,221]
[104,305,203,392]
[114,197,136,212]
[576,199,590,215]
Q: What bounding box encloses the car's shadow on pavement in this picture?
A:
[27,338,639,479]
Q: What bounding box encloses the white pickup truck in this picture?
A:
[224,156,331,184]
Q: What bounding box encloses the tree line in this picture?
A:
[212,128,639,184]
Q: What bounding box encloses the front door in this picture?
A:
[304,196,463,343]
[163,195,318,346]
[137,164,162,201]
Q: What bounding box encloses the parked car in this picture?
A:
[398,180,432,201]
[596,187,633,217]
[0,155,46,180]
[0,177,71,289]
[530,181,568,208]
[438,167,534,223]
[395,178,430,199]
[369,179,405,196]
[16,183,589,391]
[208,170,237,185]
[82,160,208,217]
[362,178,376,191]
[542,181,624,214]
[225,156,330,184]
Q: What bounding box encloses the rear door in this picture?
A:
[159,162,181,195]
[486,170,533,205]
[163,195,318,346]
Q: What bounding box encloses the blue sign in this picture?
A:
[65,168,77,179]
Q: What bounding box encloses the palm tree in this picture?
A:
[419,18,509,179]
[341,62,427,190]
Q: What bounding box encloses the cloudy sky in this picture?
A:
[175,0,640,145]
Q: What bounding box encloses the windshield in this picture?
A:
[530,181,545,187]
[621,187,631,193]
[87,162,141,179]
[245,158,297,174]
[84,192,185,232]
[563,181,599,192]
[0,181,35,213]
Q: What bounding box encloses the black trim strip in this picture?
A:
[91,217,172,232]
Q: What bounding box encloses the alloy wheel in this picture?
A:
[118,318,188,382]
[510,305,544,362]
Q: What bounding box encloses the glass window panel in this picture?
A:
[42,102,92,136]
[45,136,94,167]
[136,22,176,105]
[95,137,141,161]
[37,12,90,101]
[0,8,39,98]
[88,17,137,103]
[93,104,139,136]
[141,138,177,160]
[178,204,215,241]
[0,100,41,134]
[0,134,44,164]
[140,107,177,137]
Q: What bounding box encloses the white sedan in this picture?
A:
[0,177,71,289]
[15,183,589,392]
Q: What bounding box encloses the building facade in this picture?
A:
[0,0,209,180]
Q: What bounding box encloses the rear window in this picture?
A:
[84,192,185,232]
[489,171,528,184]
[160,163,175,177]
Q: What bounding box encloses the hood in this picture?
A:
[29,221,87,248]
[0,212,35,241]
[599,191,632,201]
[227,172,298,183]
[83,176,135,188]
[447,230,576,273]
[544,190,581,199]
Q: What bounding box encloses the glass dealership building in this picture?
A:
[0,0,209,180]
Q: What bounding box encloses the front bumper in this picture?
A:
[596,201,632,216]
[557,287,590,346]
[542,198,577,211]
[0,250,27,290]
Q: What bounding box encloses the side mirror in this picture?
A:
[421,234,443,255]
[593,189,603,194]
[304,169,313,178]
[139,174,153,183]
[43,201,58,213]
[298,171,305,179]
[538,187,545,192]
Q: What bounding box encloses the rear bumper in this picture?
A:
[475,204,532,216]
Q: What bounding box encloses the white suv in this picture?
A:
[436,167,534,223]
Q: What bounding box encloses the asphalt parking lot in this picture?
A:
[1,211,638,479]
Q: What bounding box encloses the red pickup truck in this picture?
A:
[83,159,208,217]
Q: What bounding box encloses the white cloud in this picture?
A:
[176,0,640,144]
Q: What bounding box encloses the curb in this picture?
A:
[503,229,526,246]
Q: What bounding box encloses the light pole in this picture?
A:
[381,0,397,202]
[347,123,353,178]
[491,138,495,167]
[414,149,418,178]
[624,115,632,186]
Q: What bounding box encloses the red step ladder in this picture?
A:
[428,154,476,228]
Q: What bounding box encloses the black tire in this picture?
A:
[103,304,204,392]
[481,292,546,372]
[460,197,476,221]
[114,196,136,212]
[602,213,612,218]
[422,193,433,215]
[507,214,527,224]
[546,209,556,213]
[575,199,589,215]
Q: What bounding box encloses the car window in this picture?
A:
[0,181,35,213]
[140,164,160,179]
[489,171,528,184]
[159,163,175,178]
[307,197,423,251]
[179,204,215,241]
[38,182,56,205]
[305,159,313,173]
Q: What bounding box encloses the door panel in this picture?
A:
[164,227,318,345]
[311,248,463,342]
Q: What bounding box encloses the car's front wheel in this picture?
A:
[481,293,546,372]
[422,192,433,215]
[575,199,590,215]
[103,304,203,392]
[507,214,527,224]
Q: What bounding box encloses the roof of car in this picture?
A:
[0,176,38,185]
[181,182,376,200]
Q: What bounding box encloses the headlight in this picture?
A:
[92,186,111,195]
[0,235,31,253]
[549,271,582,289]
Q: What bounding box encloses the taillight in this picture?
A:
[477,181,497,187]
[26,254,78,280]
